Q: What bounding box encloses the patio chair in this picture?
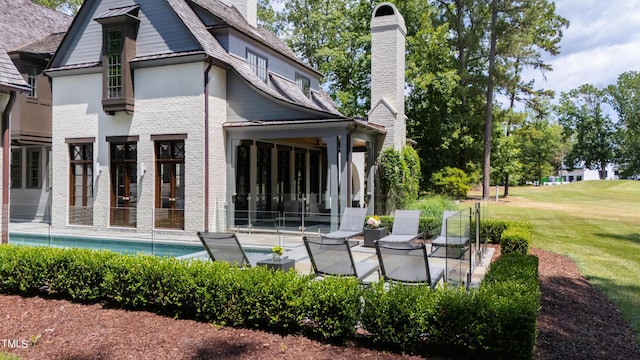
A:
[302,235,379,282]
[322,207,368,240]
[432,211,470,248]
[196,231,269,267]
[377,210,421,243]
[375,241,445,289]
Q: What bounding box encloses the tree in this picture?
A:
[515,117,562,184]
[482,0,499,199]
[257,0,285,34]
[32,0,82,15]
[608,71,640,176]
[275,0,372,117]
[557,84,620,179]
[259,0,568,193]
[493,0,568,196]
[405,4,462,187]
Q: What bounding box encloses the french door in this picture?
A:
[155,140,185,229]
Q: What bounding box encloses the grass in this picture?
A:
[405,194,461,217]
[479,180,640,344]
[0,353,22,360]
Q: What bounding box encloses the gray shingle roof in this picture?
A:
[0,46,30,91]
[190,0,319,75]
[15,32,67,56]
[0,0,72,52]
[168,0,342,117]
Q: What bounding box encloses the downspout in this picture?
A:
[2,91,16,244]
[203,59,214,231]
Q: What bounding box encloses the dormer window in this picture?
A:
[247,50,267,82]
[296,73,311,98]
[106,29,123,99]
[94,5,140,115]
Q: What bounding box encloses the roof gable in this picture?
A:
[48,0,342,118]
[50,0,203,69]
[189,0,320,76]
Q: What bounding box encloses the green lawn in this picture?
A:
[482,180,640,344]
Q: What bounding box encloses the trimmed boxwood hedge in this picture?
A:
[0,244,539,358]
[378,215,444,239]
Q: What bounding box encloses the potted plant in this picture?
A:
[364,216,386,247]
[271,245,284,262]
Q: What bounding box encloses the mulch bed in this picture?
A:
[1,247,639,359]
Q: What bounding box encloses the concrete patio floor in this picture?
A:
[7,222,494,287]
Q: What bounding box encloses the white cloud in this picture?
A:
[525,0,640,96]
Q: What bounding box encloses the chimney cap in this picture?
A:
[374,4,395,17]
[371,2,405,32]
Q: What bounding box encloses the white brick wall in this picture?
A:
[370,3,407,150]
[51,61,228,234]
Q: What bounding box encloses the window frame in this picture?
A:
[67,140,95,226]
[26,148,41,189]
[247,49,268,83]
[295,73,311,98]
[11,149,22,189]
[106,28,124,100]
[152,135,187,230]
[109,137,138,228]
[26,66,38,98]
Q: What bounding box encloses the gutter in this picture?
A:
[2,91,16,244]
[203,59,214,231]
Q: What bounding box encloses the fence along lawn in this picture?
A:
[482,180,640,344]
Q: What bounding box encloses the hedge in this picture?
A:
[378,215,442,239]
[0,245,539,358]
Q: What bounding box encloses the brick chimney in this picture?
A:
[369,2,406,150]
[220,0,257,27]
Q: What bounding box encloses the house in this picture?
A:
[45,0,407,236]
[0,0,72,242]
[557,161,619,183]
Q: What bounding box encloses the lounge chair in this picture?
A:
[377,209,421,243]
[323,207,368,240]
[196,231,270,267]
[375,241,444,289]
[432,210,470,247]
[302,235,379,282]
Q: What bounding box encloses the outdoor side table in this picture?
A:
[364,227,386,247]
[257,258,296,271]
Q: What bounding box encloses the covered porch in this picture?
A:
[223,118,384,234]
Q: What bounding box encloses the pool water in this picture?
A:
[8,232,270,258]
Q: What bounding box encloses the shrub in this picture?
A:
[377,146,424,213]
[430,167,472,198]
[0,244,539,358]
[378,215,440,238]
[405,195,458,218]
[501,224,532,255]
[480,219,509,244]
[400,146,421,206]
[300,276,364,341]
[361,282,440,351]
[376,148,403,214]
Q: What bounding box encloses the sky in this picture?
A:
[526,0,640,96]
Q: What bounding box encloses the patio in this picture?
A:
[7,220,494,287]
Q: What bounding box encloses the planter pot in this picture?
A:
[364,227,386,247]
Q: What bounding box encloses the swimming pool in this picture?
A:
[8,232,270,258]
